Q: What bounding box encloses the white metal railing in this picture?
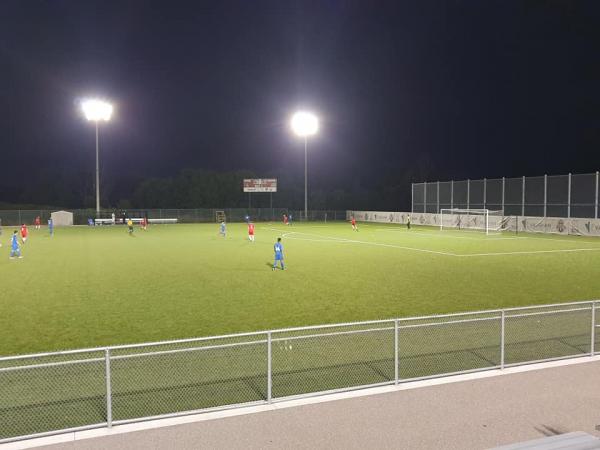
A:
[0,300,598,443]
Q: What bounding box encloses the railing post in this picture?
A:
[500,311,505,370]
[105,348,112,427]
[267,331,272,403]
[411,184,414,214]
[450,180,454,209]
[424,182,427,213]
[591,302,596,356]
[394,319,399,385]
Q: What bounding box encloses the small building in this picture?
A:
[50,210,74,226]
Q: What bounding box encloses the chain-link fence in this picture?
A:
[0,209,347,226]
[413,172,600,218]
[1,301,598,443]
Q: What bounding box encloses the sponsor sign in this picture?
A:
[243,179,277,193]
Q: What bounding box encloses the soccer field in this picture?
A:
[1,222,600,356]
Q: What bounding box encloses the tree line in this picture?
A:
[2,168,418,211]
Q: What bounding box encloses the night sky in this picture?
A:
[1,1,600,203]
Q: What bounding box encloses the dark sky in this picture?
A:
[1,0,600,200]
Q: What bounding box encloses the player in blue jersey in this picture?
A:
[219,220,226,237]
[10,230,22,259]
[48,218,54,237]
[288,213,293,226]
[272,237,285,271]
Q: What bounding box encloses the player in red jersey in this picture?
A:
[20,224,29,243]
[34,216,41,230]
[248,222,255,242]
[351,216,358,231]
[283,214,288,225]
[140,216,148,231]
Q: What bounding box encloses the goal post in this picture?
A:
[439,208,504,235]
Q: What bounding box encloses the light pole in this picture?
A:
[82,99,113,216]
[291,111,319,220]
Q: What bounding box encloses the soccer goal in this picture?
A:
[439,209,504,235]
[215,210,226,223]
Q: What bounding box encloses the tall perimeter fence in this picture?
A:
[0,208,347,227]
[1,300,598,443]
[413,172,600,218]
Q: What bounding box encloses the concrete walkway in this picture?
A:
[21,359,600,450]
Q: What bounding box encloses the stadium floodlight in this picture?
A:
[81,98,113,216]
[291,111,319,137]
[291,111,319,219]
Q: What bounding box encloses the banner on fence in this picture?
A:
[349,210,600,237]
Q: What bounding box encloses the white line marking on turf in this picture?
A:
[268,228,457,256]
[458,248,600,257]
[4,356,599,450]
[375,230,528,241]
[265,227,600,257]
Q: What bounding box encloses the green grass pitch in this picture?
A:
[1,222,600,439]
[1,221,600,357]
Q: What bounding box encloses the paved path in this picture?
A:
[33,360,600,450]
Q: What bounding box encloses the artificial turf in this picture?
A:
[1,221,600,356]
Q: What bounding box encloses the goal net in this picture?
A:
[439,209,504,235]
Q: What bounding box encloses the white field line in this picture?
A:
[375,230,527,241]
[267,228,457,256]
[458,248,600,257]
[265,227,600,258]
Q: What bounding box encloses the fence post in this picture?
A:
[267,331,272,403]
[423,182,427,213]
[594,172,599,219]
[105,348,113,427]
[501,177,505,212]
[467,179,470,209]
[567,172,572,218]
[521,176,525,217]
[500,310,505,370]
[436,181,440,214]
[394,319,399,385]
[591,302,596,356]
[411,184,414,214]
[483,178,487,210]
[450,180,454,209]
[544,174,547,217]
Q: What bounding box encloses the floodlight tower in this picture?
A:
[81,99,113,215]
[291,111,319,219]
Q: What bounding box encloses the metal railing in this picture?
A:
[1,300,598,443]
